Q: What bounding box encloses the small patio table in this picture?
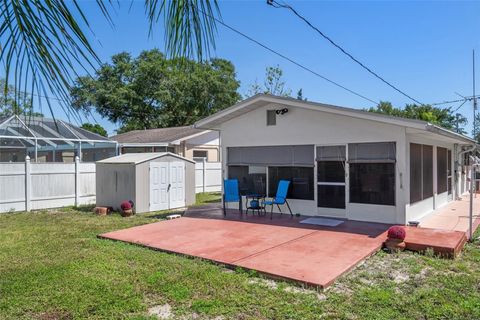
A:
[245,194,266,216]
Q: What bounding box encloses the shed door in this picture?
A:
[169,162,185,209]
[150,162,169,211]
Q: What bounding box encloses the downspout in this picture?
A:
[469,153,479,241]
[457,144,476,200]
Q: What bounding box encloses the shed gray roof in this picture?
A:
[110,126,205,144]
[97,152,194,164]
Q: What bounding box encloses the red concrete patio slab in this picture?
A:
[234,229,383,287]
[403,226,467,258]
[101,217,317,264]
[100,201,476,288]
[100,213,389,288]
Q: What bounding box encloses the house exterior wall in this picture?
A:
[219,102,408,224]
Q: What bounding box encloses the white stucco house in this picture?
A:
[195,94,476,225]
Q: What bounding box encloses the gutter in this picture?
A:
[425,124,476,144]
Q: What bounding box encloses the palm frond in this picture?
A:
[0,0,112,116]
[145,0,220,60]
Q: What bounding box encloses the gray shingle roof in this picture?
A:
[110,126,204,144]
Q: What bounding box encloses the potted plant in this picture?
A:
[120,200,134,217]
[93,206,109,216]
[385,226,407,252]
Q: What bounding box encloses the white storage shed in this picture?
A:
[96,153,195,213]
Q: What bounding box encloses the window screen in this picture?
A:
[348,142,396,206]
[409,143,433,204]
[437,147,448,194]
[349,163,395,205]
[318,161,345,183]
[268,166,314,200]
[410,143,422,203]
[318,185,345,209]
[228,166,266,195]
[267,110,276,126]
[422,145,433,199]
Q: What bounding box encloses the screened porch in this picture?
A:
[0,115,117,163]
[226,142,397,220]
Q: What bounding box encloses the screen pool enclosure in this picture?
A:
[0,115,117,162]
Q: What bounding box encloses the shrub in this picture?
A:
[120,201,132,211]
[387,226,406,240]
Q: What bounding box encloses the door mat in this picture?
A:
[299,217,344,227]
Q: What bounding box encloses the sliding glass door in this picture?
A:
[316,145,346,210]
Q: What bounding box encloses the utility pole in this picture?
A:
[473,49,477,141]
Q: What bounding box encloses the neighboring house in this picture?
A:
[110,126,220,162]
[195,94,476,225]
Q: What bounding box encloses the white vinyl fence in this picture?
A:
[195,160,221,193]
[0,156,96,213]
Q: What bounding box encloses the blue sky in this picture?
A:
[36,0,480,135]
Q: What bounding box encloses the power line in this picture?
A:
[198,9,379,105]
[268,0,423,105]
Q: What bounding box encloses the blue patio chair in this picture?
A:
[264,180,292,219]
[223,179,242,216]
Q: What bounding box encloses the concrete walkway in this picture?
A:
[420,194,480,238]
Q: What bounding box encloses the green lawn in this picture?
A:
[1,192,480,319]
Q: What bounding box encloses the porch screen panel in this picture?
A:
[349,142,396,206]
[409,143,433,204]
[437,147,448,194]
[422,145,433,199]
[227,145,314,166]
[410,143,422,203]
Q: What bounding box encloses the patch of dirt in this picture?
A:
[148,304,173,319]
[390,270,410,284]
[35,311,72,320]
[283,286,326,301]
[247,278,278,289]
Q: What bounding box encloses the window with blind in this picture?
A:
[348,142,396,206]
[410,143,433,204]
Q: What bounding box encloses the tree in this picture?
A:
[0,79,43,117]
[247,65,293,97]
[367,101,467,133]
[71,49,241,132]
[296,89,307,101]
[0,1,220,115]
[472,113,480,142]
[80,123,108,137]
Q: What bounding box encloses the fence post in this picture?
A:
[75,156,80,207]
[202,158,206,193]
[25,156,31,212]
